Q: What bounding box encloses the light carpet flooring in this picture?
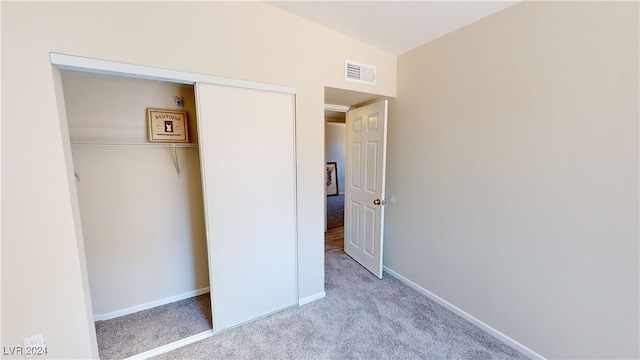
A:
[95,294,212,359]
[152,255,526,359]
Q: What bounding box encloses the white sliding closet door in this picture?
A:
[196,83,297,332]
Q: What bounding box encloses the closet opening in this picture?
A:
[60,69,212,358]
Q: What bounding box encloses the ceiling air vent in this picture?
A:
[345,60,376,85]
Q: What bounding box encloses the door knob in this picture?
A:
[373,199,386,206]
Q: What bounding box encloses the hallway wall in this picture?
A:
[325,122,346,194]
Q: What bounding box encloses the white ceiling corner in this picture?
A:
[266,1,520,55]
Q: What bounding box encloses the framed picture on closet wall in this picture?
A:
[326,162,338,196]
[147,108,189,143]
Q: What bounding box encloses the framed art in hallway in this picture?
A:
[326,162,338,196]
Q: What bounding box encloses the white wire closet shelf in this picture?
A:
[70,141,198,176]
[70,141,198,147]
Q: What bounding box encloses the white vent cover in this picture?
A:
[345,60,376,85]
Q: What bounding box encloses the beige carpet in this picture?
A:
[95,293,212,359]
[152,255,526,359]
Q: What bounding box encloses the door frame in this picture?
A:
[51,53,294,93]
[323,89,390,269]
[51,53,298,357]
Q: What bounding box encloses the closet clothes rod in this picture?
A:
[70,141,198,148]
[70,142,198,175]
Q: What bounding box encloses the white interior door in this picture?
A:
[196,83,297,332]
[344,100,388,278]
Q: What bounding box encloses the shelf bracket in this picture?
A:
[173,144,180,175]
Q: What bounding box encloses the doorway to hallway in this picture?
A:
[323,87,391,266]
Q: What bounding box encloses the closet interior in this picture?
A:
[60,70,212,358]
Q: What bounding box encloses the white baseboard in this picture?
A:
[124,330,214,360]
[382,266,545,360]
[94,287,210,321]
[298,291,326,306]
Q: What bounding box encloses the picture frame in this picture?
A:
[147,108,189,143]
[326,162,339,196]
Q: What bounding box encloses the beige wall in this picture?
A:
[62,73,209,317]
[5,1,636,359]
[385,2,638,359]
[1,2,396,358]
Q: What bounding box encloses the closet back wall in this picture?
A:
[61,71,209,318]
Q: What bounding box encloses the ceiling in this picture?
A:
[324,86,392,121]
[324,86,388,107]
[266,1,520,121]
[266,1,519,56]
